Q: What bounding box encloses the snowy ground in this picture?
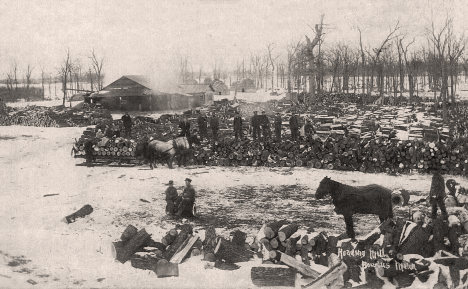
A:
[1,97,466,288]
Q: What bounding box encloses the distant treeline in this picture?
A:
[0,86,45,102]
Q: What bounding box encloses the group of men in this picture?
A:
[165,178,196,218]
[250,110,312,142]
[122,109,316,149]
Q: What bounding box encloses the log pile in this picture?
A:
[105,212,468,288]
[0,104,112,127]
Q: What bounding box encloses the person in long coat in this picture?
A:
[429,172,448,220]
[274,113,282,141]
[175,178,196,218]
[233,111,243,140]
[165,180,179,215]
[289,112,300,141]
[260,111,270,140]
[210,113,220,141]
[251,111,261,140]
[197,113,208,141]
[121,112,132,137]
[179,116,192,148]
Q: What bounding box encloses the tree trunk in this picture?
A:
[112,228,151,264]
[62,205,93,224]
[121,225,138,242]
[162,230,188,260]
[214,237,254,263]
[264,219,288,239]
[161,229,178,246]
[251,267,296,287]
[278,223,299,242]
[231,230,247,246]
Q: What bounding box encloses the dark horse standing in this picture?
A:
[315,177,393,240]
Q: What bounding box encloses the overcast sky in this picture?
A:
[0,0,466,86]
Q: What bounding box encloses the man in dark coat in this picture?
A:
[233,111,243,140]
[260,111,270,140]
[165,180,179,215]
[179,116,192,148]
[84,140,95,167]
[289,112,300,141]
[251,111,261,140]
[197,113,208,141]
[121,112,132,137]
[274,113,282,141]
[176,178,196,218]
[304,119,315,136]
[429,172,448,220]
[210,113,220,141]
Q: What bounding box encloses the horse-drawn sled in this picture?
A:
[72,136,199,169]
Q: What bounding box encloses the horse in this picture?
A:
[315,176,393,241]
[146,136,200,169]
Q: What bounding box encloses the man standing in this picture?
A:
[176,178,196,218]
[429,172,448,220]
[121,112,132,137]
[233,111,243,141]
[289,112,300,141]
[197,113,208,141]
[210,113,219,141]
[165,180,179,215]
[260,111,270,140]
[179,116,192,148]
[84,140,95,167]
[274,113,282,141]
[251,111,261,140]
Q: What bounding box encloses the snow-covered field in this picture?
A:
[0,97,466,288]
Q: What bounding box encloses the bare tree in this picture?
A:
[446,24,466,105]
[266,43,280,91]
[60,49,72,106]
[39,62,46,99]
[286,40,302,96]
[366,22,401,99]
[398,37,416,103]
[90,50,104,90]
[304,14,325,103]
[427,17,452,121]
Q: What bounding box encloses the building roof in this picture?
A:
[121,75,154,90]
[178,84,214,94]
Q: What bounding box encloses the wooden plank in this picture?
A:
[170,235,200,264]
[279,251,320,279]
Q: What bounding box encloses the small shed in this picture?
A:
[230,78,256,93]
[178,84,214,106]
[210,79,230,95]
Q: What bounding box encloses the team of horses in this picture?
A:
[135,135,200,169]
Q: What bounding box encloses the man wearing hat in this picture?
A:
[121,112,132,137]
[274,112,282,141]
[210,113,220,141]
[175,178,196,218]
[289,112,300,141]
[233,111,243,141]
[251,111,261,140]
[165,180,179,215]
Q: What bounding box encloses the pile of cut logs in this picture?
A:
[0,105,112,127]
[107,213,468,288]
[111,224,255,277]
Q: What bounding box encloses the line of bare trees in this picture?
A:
[242,16,467,123]
[2,49,105,106]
